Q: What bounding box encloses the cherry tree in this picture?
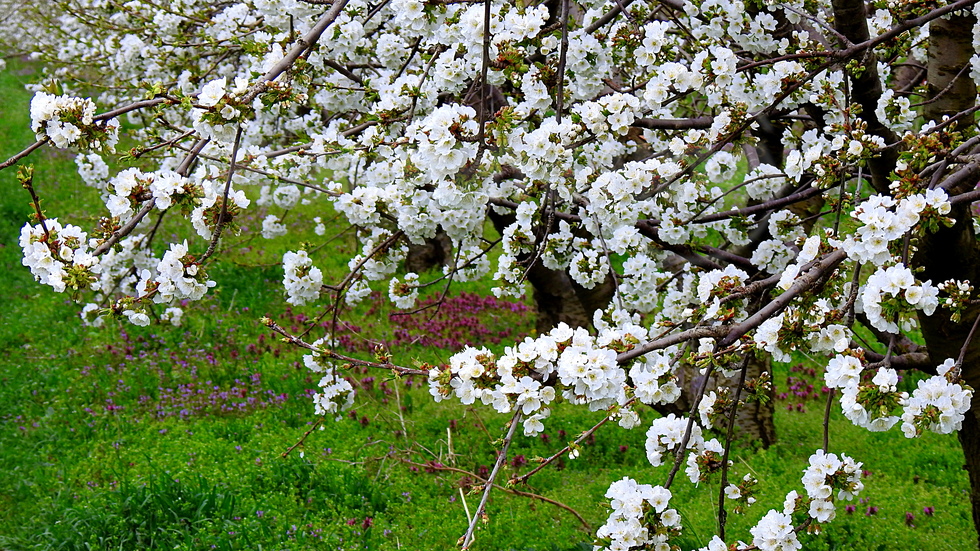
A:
[4,0,980,548]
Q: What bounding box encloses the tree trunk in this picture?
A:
[831,0,899,194]
[927,15,978,121]
[914,11,980,545]
[404,231,453,274]
[670,354,777,447]
[524,261,610,333]
[961,410,980,549]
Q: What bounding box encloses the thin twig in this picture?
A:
[301,229,405,340]
[555,0,569,123]
[282,416,326,457]
[822,388,835,452]
[398,458,590,528]
[513,407,622,484]
[718,353,752,540]
[200,124,245,263]
[20,167,50,240]
[461,410,522,549]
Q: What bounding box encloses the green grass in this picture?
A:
[0,58,975,550]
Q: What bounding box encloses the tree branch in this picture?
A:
[461,410,522,549]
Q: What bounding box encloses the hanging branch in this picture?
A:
[460,410,522,549]
[282,416,326,457]
[397,458,590,529]
[822,388,836,452]
[664,362,716,489]
[265,319,429,376]
[717,353,752,540]
[299,228,405,340]
[200,124,245,263]
[513,405,625,484]
[555,0,569,124]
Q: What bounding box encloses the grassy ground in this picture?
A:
[0,59,975,550]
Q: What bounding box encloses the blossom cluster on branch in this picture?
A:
[5,0,980,547]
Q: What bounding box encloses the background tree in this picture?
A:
[4,0,980,548]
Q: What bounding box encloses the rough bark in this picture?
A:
[404,231,453,274]
[915,207,980,548]
[961,410,980,549]
[913,12,980,546]
[926,14,978,121]
[487,207,615,333]
[831,0,900,193]
[524,261,608,333]
[669,354,777,447]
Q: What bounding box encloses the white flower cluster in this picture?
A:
[838,190,950,266]
[749,510,800,551]
[160,306,184,327]
[630,350,682,406]
[282,250,323,306]
[104,168,194,219]
[646,413,725,483]
[303,342,356,420]
[261,215,288,239]
[645,413,700,467]
[594,477,681,551]
[799,449,864,522]
[388,273,419,309]
[875,89,916,132]
[30,92,118,150]
[825,352,907,432]
[20,219,101,294]
[644,413,725,483]
[826,353,973,438]
[144,240,216,303]
[75,153,110,189]
[192,76,252,142]
[696,265,750,321]
[824,354,863,390]
[428,312,670,436]
[901,359,973,437]
[842,367,906,431]
[755,297,850,364]
[428,340,559,436]
[860,264,939,334]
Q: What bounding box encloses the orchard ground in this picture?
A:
[0,60,974,550]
